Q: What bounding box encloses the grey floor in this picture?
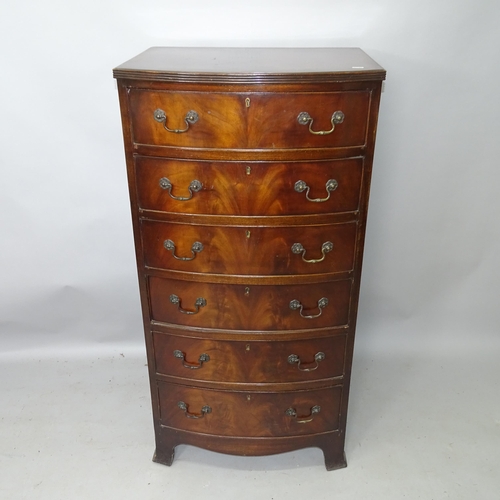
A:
[1,344,498,500]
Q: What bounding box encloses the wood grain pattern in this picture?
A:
[141,220,357,276]
[246,92,369,149]
[149,277,352,330]
[153,331,347,383]
[135,156,364,216]
[114,47,385,83]
[129,90,370,149]
[158,381,342,437]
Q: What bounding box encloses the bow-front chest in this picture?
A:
[114,47,385,470]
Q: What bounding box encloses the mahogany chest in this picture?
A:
[113,47,385,470]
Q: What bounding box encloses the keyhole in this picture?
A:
[245,97,251,108]
[244,287,250,296]
[246,230,251,239]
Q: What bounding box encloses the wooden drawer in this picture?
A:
[141,220,357,276]
[135,157,363,216]
[129,91,245,148]
[247,92,370,149]
[153,331,347,383]
[128,90,370,149]
[149,277,352,330]
[158,381,342,437]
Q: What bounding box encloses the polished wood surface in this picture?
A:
[113,47,385,83]
[135,157,364,216]
[154,428,347,470]
[115,47,385,470]
[158,381,342,437]
[129,90,370,149]
[153,331,347,384]
[141,220,357,276]
[149,276,352,330]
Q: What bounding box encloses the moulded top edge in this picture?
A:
[113,47,386,83]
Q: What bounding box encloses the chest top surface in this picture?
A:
[113,47,386,83]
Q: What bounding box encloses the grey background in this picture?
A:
[1,0,499,498]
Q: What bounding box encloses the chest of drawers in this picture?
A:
[114,47,385,470]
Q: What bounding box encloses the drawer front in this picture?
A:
[129,91,246,148]
[247,92,370,149]
[128,90,370,149]
[149,277,352,330]
[142,220,357,276]
[135,157,363,216]
[158,381,342,437]
[153,332,347,383]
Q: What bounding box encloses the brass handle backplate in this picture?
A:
[154,108,199,133]
[177,401,212,419]
[294,179,338,203]
[173,350,210,369]
[170,294,207,315]
[291,241,333,263]
[289,297,328,319]
[287,352,326,372]
[297,110,344,135]
[285,405,321,424]
[164,239,204,261]
[159,177,202,201]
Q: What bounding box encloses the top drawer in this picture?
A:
[128,90,370,149]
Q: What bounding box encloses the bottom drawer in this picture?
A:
[158,381,342,437]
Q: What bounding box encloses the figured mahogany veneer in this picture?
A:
[114,47,385,471]
[135,156,364,216]
[149,276,352,330]
[153,331,347,384]
[129,91,370,149]
[158,382,342,437]
[141,220,357,276]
